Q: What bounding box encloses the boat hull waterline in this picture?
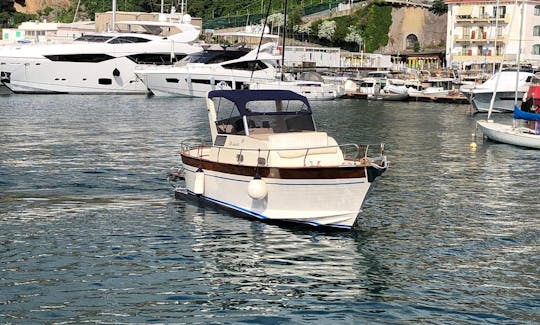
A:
[477,120,540,149]
[178,162,375,229]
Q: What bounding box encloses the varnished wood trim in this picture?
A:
[181,153,367,179]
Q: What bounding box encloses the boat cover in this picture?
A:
[208,89,311,115]
[513,106,540,122]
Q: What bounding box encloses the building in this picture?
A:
[1,20,95,44]
[445,0,540,70]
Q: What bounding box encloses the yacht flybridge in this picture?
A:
[0,16,202,94]
[171,89,388,229]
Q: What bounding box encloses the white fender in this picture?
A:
[193,168,204,195]
[248,176,267,200]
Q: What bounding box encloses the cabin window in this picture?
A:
[98,78,112,85]
[534,26,540,37]
[75,35,113,42]
[127,53,185,65]
[222,60,268,71]
[45,54,114,63]
[166,78,179,83]
[108,36,151,44]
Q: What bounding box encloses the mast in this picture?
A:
[281,0,288,81]
[514,0,525,105]
[112,0,116,32]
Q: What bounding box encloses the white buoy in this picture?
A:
[193,168,204,195]
[248,175,267,200]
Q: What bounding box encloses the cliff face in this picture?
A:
[14,0,72,14]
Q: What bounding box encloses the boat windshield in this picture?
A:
[212,90,315,135]
[176,49,249,66]
[75,35,114,43]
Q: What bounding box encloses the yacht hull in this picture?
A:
[3,57,147,94]
[471,91,525,113]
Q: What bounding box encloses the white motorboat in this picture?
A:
[461,69,536,113]
[135,42,278,97]
[171,89,388,229]
[0,16,202,94]
[249,72,345,101]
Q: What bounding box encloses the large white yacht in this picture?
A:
[134,42,279,97]
[461,69,536,113]
[0,15,202,94]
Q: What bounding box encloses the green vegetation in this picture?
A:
[1,0,394,52]
[292,2,393,53]
[430,0,448,16]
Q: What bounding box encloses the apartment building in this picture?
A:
[445,0,540,70]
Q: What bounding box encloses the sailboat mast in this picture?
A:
[280,0,288,81]
[514,0,525,104]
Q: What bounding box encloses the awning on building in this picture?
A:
[458,6,473,16]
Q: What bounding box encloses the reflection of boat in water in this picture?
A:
[171,89,388,229]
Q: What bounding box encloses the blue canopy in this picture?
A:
[513,106,540,122]
[208,89,311,115]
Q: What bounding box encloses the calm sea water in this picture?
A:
[0,93,538,324]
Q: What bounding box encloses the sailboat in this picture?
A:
[476,0,540,149]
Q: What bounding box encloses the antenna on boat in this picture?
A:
[280,0,288,81]
[514,0,525,105]
[250,0,273,83]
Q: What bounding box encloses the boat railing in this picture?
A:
[180,139,385,167]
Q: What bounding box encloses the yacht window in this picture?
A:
[127,53,185,65]
[222,60,268,71]
[45,54,114,63]
[108,36,151,44]
[98,78,112,85]
[75,35,113,42]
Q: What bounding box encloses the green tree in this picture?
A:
[430,0,448,16]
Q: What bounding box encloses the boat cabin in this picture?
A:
[209,89,316,140]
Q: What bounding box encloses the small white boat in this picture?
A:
[172,89,388,229]
[249,72,344,101]
[477,85,540,149]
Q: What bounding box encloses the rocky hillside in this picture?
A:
[14,0,71,14]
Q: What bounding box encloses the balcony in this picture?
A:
[454,34,505,43]
[455,14,509,24]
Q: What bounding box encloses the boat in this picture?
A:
[346,77,407,101]
[171,89,388,229]
[477,84,540,149]
[134,42,278,97]
[249,72,344,101]
[476,0,540,149]
[0,14,202,94]
[461,69,536,113]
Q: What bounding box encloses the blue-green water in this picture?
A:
[0,94,538,324]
